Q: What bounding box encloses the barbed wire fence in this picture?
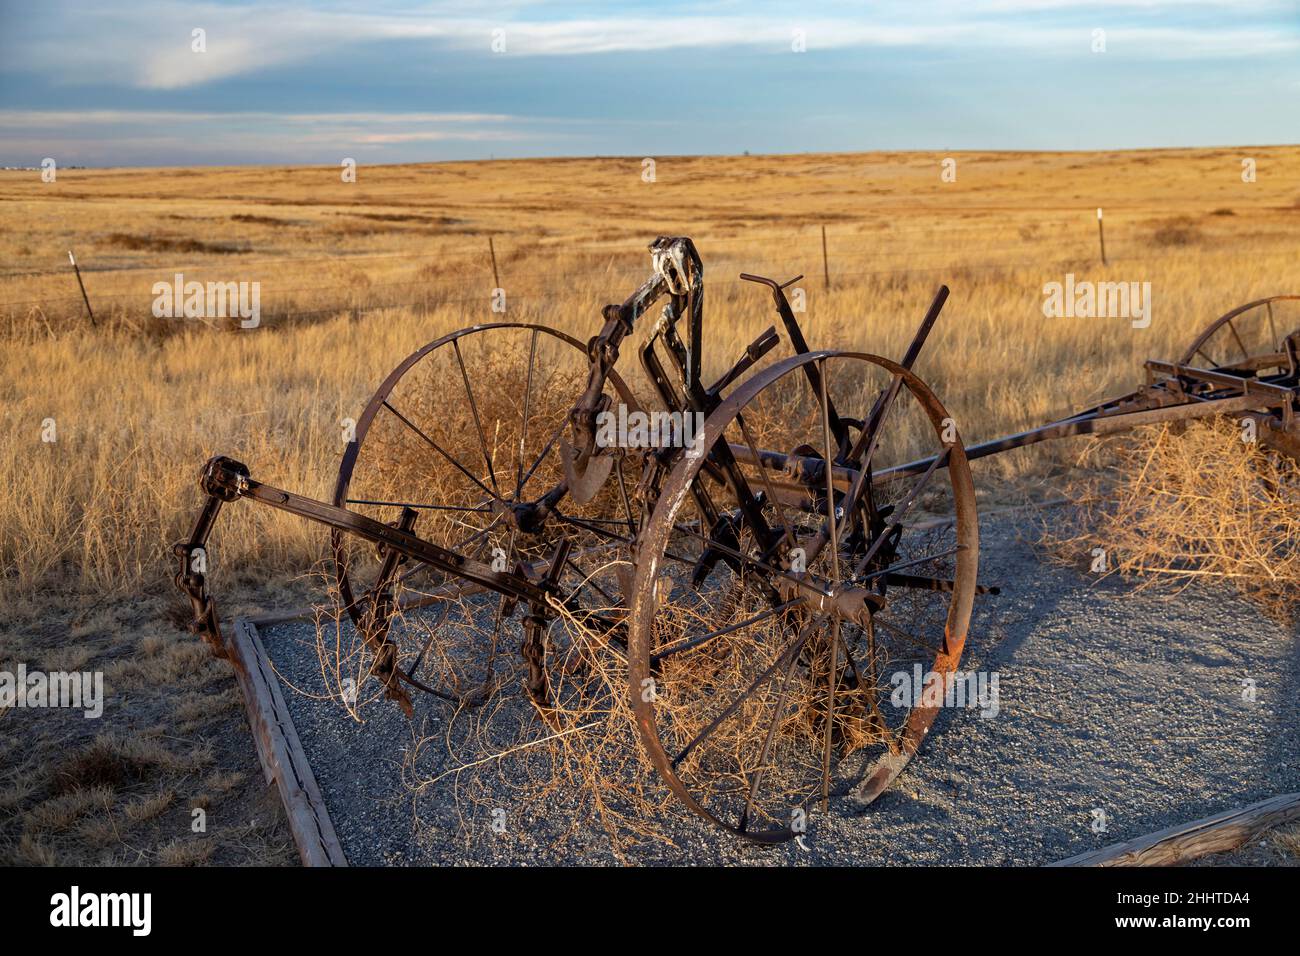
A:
[1,213,1283,330]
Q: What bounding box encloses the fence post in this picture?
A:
[1096,208,1107,266]
[821,225,830,291]
[488,236,501,289]
[67,250,96,327]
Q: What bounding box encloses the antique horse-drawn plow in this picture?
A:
[175,237,1300,842]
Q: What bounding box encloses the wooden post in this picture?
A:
[67,250,96,327]
[488,235,501,289]
[227,619,348,866]
[1096,208,1107,266]
[1051,792,1300,867]
[821,225,830,291]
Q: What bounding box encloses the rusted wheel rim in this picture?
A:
[1178,294,1300,369]
[628,350,978,841]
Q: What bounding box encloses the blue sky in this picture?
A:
[1,1,1297,166]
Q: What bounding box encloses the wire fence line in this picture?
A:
[0,212,1111,280]
[4,223,1292,322]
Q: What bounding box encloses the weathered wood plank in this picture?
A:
[245,606,316,628]
[226,618,348,867]
[1051,793,1300,867]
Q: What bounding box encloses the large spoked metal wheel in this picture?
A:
[1179,295,1300,462]
[628,350,979,841]
[1179,294,1299,375]
[332,323,642,705]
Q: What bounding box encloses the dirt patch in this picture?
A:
[103,232,248,255]
[0,588,300,866]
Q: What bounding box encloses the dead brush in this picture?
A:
[366,560,901,854]
[1045,419,1300,623]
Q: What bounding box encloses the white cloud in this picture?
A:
[0,108,532,162]
[5,1,1296,89]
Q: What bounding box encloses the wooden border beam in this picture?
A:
[227,618,348,867]
[1051,793,1300,867]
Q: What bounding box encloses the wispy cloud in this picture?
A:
[0,108,533,165]
[2,1,1296,163]
[4,1,1297,90]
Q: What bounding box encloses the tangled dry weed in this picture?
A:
[1047,419,1300,623]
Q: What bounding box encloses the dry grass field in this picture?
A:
[1,146,1298,864]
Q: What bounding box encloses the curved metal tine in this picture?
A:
[740,271,848,453]
[381,400,499,501]
[516,328,539,497]
[852,285,950,474]
[1266,301,1279,351]
[452,338,501,497]
[857,373,905,473]
[671,613,824,770]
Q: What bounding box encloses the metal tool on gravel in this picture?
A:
[173,238,1300,842]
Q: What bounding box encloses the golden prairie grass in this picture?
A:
[3,147,1299,607]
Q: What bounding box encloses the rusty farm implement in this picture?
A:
[174,237,1300,842]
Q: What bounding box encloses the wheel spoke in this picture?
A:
[816,361,842,587]
[851,448,950,579]
[564,556,618,608]
[872,613,942,659]
[736,413,798,557]
[671,614,822,769]
[739,648,801,833]
[520,415,569,493]
[381,400,499,501]
[863,615,902,754]
[822,616,840,808]
[652,599,801,664]
[1225,318,1250,362]
[397,514,502,586]
[452,339,501,497]
[516,328,539,495]
[885,572,997,595]
[672,522,835,600]
[860,545,964,583]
